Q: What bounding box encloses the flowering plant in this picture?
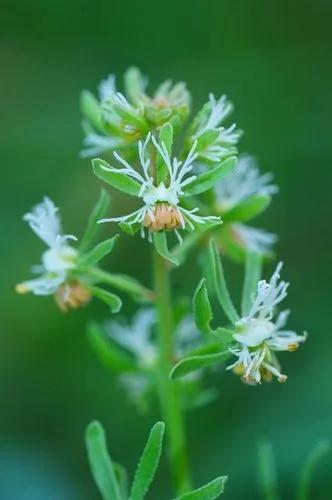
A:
[17,67,325,500]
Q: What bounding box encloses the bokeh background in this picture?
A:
[1,1,331,498]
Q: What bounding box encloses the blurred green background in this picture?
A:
[1,1,331,498]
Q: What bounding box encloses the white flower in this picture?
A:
[227,263,306,384]
[106,309,157,365]
[215,154,278,211]
[99,133,220,242]
[194,93,241,163]
[16,198,77,296]
[232,224,277,254]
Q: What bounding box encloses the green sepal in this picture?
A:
[80,90,104,132]
[85,421,122,500]
[156,122,173,184]
[209,240,239,324]
[174,476,228,499]
[79,189,111,253]
[153,232,179,266]
[79,235,119,267]
[183,157,237,196]
[87,322,138,373]
[92,158,141,196]
[222,194,271,223]
[129,422,165,500]
[146,107,172,125]
[124,67,145,105]
[170,350,230,380]
[89,286,122,313]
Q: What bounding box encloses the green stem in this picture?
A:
[153,249,192,495]
[88,267,153,302]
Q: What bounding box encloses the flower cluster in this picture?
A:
[188,93,241,166]
[228,263,306,384]
[81,67,190,158]
[94,132,223,243]
[16,196,150,312]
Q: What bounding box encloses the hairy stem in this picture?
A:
[153,249,192,494]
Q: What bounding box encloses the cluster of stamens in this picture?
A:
[143,203,184,231]
[54,281,91,312]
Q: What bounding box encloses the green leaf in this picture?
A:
[92,158,141,196]
[80,90,104,132]
[80,235,119,267]
[297,441,330,500]
[153,232,179,266]
[257,441,279,500]
[223,194,271,223]
[129,422,165,500]
[156,122,173,183]
[79,189,111,253]
[174,476,228,499]
[85,421,122,500]
[183,157,236,196]
[170,350,230,380]
[124,67,145,104]
[87,322,137,373]
[90,286,122,313]
[114,463,129,500]
[241,251,262,316]
[209,240,239,324]
[196,129,220,152]
[193,278,215,340]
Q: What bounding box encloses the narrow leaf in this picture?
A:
[297,441,330,500]
[153,232,179,266]
[90,286,122,313]
[193,278,215,339]
[79,189,111,253]
[92,158,141,196]
[114,463,129,499]
[183,157,236,196]
[241,251,262,316]
[85,421,122,500]
[129,422,165,500]
[175,476,228,499]
[257,441,279,500]
[209,240,239,324]
[80,235,119,266]
[87,322,137,373]
[170,351,230,380]
[223,194,271,222]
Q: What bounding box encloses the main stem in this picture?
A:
[153,249,192,495]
